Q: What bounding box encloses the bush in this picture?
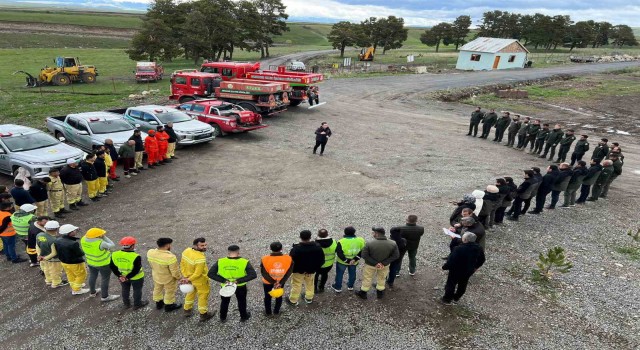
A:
[531,246,573,282]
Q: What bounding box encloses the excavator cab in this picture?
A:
[358,47,374,61]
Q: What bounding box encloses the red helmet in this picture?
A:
[119,236,137,246]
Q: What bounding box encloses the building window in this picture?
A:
[508,55,516,63]
[470,54,481,61]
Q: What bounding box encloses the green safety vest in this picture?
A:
[11,213,33,236]
[336,237,365,265]
[80,236,111,267]
[321,240,338,268]
[217,257,249,286]
[111,250,144,280]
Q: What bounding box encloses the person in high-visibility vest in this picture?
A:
[208,245,257,322]
[314,229,336,293]
[1,202,27,263]
[147,237,182,312]
[180,237,214,322]
[56,224,90,295]
[36,220,67,287]
[260,241,292,316]
[331,226,365,293]
[80,227,119,302]
[10,203,37,265]
[110,236,148,309]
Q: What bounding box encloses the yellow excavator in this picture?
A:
[359,46,374,61]
[14,56,98,87]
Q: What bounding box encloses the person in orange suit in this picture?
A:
[155,126,170,164]
[144,130,159,169]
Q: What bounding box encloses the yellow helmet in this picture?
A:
[86,227,106,239]
[268,288,284,298]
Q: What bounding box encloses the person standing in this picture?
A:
[493,112,510,142]
[562,161,588,207]
[110,236,148,309]
[180,237,214,321]
[480,108,497,139]
[506,170,535,221]
[591,138,609,163]
[494,177,517,224]
[576,159,602,204]
[94,151,109,197]
[314,229,336,293]
[260,241,293,316]
[588,160,614,201]
[515,116,530,149]
[60,159,87,209]
[147,237,182,312]
[287,230,324,305]
[145,130,160,168]
[523,119,540,151]
[117,140,138,179]
[104,139,120,182]
[313,122,332,156]
[548,163,573,209]
[80,227,119,302]
[467,107,484,137]
[386,227,407,289]
[331,226,365,292]
[36,220,67,287]
[1,202,28,263]
[27,215,48,268]
[505,115,520,147]
[80,153,100,202]
[539,124,563,160]
[397,215,424,276]
[129,130,145,172]
[47,168,68,215]
[28,177,51,217]
[532,123,550,155]
[56,224,90,295]
[208,245,257,322]
[600,153,623,199]
[10,179,35,211]
[356,227,399,300]
[11,203,37,264]
[570,135,590,166]
[441,232,485,305]
[155,126,170,164]
[555,129,576,163]
[529,165,559,214]
[165,122,178,160]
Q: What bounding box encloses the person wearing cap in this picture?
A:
[570,135,590,166]
[588,159,614,201]
[397,215,425,277]
[506,170,535,221]
[110,236,148,309]
[260,241,293,316]
[314,229,336,293]
[356,227,399,300]
[118,140,138,178]
[36,221,68,287]
[147,237,182,312]
[60,158,87,209]
[94,150,109,198]
[539,124,563,160]
[10,178,35,211]
[55,224,90,295]
[81,228,119,302]
[28,176,51,217]
[332,226,365,292]
[11,203,38,264]
[600,153,622,199]
[129,129,145,172]
[555,129,576,163]
[532,123,550,155]
[1,202,28,263]
[145,130,160,168]
[576,159,603,204]
[104,139,120,182]
[80,153,100,202]
[180,237,214,321]
[591,138,609,163]
[441,232,485,305]
[286,230,324,305]
[165,122,178,160]
[155,125,170,164]
[27,215,49,267]
[47,168,70,216]
[478,185,500,229]
[479,108,497,139]
[208,245,257,322]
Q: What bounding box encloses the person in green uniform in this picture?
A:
[523,119,540,151]
[110,236,148,310]
[505,114,520,147]
[555,129,576,163]
[588,160,614,201]
[467,107,484,137]
[480,108,497,139]
[600,153,622,198]
[532,123,550,155]
[570,135,590,166]
[208,245,257,322]
[539,124,563,160]
[493,112,510,142]
[515,117,530,149]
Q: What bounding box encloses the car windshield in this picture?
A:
[88,119,134,134]
[217,104,234,111]
[137,67,155,72]
[156,111,192,123]
[2,132,59,152]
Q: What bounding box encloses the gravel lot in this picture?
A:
[0,62,639,349]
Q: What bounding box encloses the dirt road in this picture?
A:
[0,61,638,349]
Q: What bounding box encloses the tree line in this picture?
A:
[327,16,409,58]
[422,10,638,52]
[126,0,288,63]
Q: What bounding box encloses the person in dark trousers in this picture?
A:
[10,179,35,209]
[117,140,137,178]
[128,130,146,171]
[548,163,573,209]
[522,119,540,151]
[208,245,257,322]
[287,230,324,305]
[588,159,613,201]
[505,115,520,147]
[441,232,485,305]
[259,242,292,316]
[493,112,510,142]
[332,226,365,292]
[529,165,560,214]
[539,124,563,160]
[600,153,623,198]
[576,159,602,204]
[110,236,148,309]
[467,107,484,137]
[570,135,590,166]
[480,108,497,139]
[515,116,530,149]
[494,177,517,224]
[522,167,542,215]
[562,160,588,207]
[313,122,332,155]
[314,229,336,293]
[532,123,550,155]
[449,194,476,226]
[506,170,535,221]
[555,130,576,163]
[386,227,406,288]
[591,138,609,163]
[451,217,486,250]
[398,215,424,276]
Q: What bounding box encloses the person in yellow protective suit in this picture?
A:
[56,224,90,295]
[180,237,214,322]
[36,220,68,288]
[147,237,182,312]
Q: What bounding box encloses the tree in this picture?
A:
[357,17,382,52]
[567,21,596,51]
[377,16,408,54]
[181,0,237,64]
[420,23,452,52]
[477,10,520,38]
[548,15,572,50]
[451,15,471,50]
[592,21,613,48]
[231,0,263,59]
[327,21,361,57]
[126,18,177,61]
[254,0,289,58]
[610,25,639,47]
[531,246,573,282]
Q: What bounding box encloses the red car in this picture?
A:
[172,99,267,137]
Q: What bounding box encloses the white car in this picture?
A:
[286,61,306,71]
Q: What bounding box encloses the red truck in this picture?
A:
[135,61,164,82]
[169,70,290,116]
[172,99,267,137]
[200,61,324,107]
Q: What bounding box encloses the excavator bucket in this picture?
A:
[12,70,39,88]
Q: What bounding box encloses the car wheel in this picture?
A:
[211,123,223,137]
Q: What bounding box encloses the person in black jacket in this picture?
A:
[529,165,559,214]
[287,230,324,305]
[314,229,336,293]
[80,153,100,202]
[450,217,486,250]
[104,139,120,181]
[94,151,109,197]
[449,194,477,226]
[128,130,145,171]
[60,159,87,208]
[165,122,178,159]
[28,177,51,217]
[521,167,543,215]
[507,170,535,221]
[55,224,90,295]
[398,215,425,276]
[10,179,35,209]
[494,178,515,224]
[312,122,332,156]
[441,232,485,305]
[576,159,603,204]
[386,227,407,288]
[548,163,573,209]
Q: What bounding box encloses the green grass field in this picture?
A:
[0,32,130,49]
[0,8,142,28]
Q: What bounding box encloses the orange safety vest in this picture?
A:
[261,254,292,284]
[0,211,16,237]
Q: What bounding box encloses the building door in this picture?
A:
[493,56,501,69]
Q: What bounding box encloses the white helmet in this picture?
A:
[20,204,37,213]
[179,284,194,294]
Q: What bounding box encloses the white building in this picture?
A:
[456,37,529,71]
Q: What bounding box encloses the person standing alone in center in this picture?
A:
[287,230,324,305]
[313,122,332,156]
